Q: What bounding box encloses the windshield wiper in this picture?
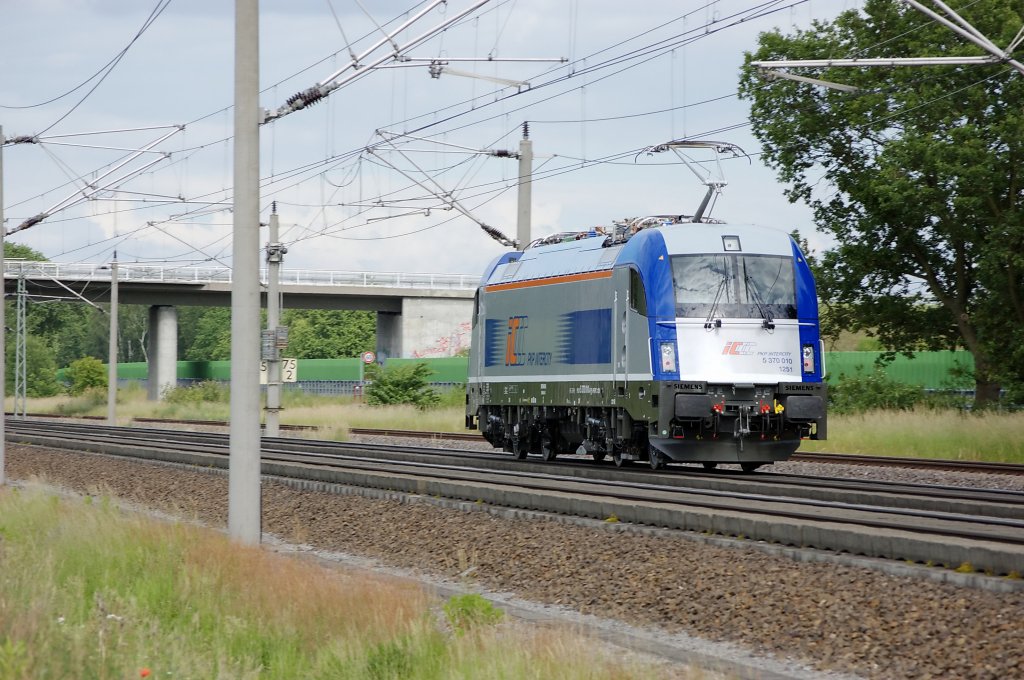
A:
[745,275,775,330]
[703,275,729,329]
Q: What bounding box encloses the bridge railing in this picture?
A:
[2,261,479,290]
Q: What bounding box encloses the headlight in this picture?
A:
[660,342,677,373]
[802,344,815,373]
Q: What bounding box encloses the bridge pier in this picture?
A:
[376,312,401,362]
[147,305,178,400]
[376,297,473,360]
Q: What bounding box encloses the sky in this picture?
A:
[0,0,867,277]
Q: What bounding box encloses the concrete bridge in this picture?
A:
[4,260,477,397]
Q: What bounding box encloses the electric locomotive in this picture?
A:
[464,215,827,471]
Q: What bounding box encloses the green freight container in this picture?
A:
[824,351,973,390]
[110,356,468,385]
[99,352,966,392]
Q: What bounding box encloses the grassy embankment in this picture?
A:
[0,485,684,679]
[15,383,1024,463]
[796,409,1024,462]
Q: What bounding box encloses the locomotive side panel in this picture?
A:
[477,272,615,382]
[467,261,662,458]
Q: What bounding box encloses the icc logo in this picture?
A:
[722,341,756,356]
[505,315,528,366]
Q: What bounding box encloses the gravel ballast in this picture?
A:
[7,442,1024,680]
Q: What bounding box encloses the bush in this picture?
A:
[163,380,230,404]
[365,363,439,409]
[65,357,107,396]
[829,369,924,414]
[436,384,467,408]
[442,594,504,635]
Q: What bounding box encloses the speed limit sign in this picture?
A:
[361,351,376,364]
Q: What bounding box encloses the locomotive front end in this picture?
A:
[648,227,827,467]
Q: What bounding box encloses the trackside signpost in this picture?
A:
[359,351,376,393]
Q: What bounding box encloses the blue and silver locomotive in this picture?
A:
[465,215,827,471]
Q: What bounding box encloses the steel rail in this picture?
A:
[347,426,1024,476]
[8,419,1023,516]
[9,417,1024,540]
[14,415,1020,476]
[7,421,1024,551]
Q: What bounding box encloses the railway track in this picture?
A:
[9,413,1022,474]
[6,418,1024,577]
[351,427,1024,476]
[4,412,318,432]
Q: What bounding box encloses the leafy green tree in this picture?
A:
[5,335,61,397]
[178,306,202,359]
[3,244,64,394]
[24,336,62,397]
[282,309,375,359]
[739,0,1024,407]
[365,362,439,408]
[4,243,45,261]
[116,305,149,363]
[184,308,232,360]
[5,243,112,367]
[180,308,376,361]
[65,356,107,395]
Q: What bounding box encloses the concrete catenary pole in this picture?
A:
[229,0,262,545]
[516,122,533,249]
[264,205,283,437]
[107,253,118,425]
[0,126,6,486]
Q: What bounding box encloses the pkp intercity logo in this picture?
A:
[505,315,528,366]
[722,341,756,356]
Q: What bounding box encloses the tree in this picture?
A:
[5,334,61,397]
[3,244,65,394]
[179,307,376,361]
[4,243,45,261]
[184,308,232,361]
[116,305,149,363]
[282,309,375,358]
[739,0,1024,406]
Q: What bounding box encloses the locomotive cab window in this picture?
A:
[671,254,797,319]
[629,268,648,315]
[472,290,480,327]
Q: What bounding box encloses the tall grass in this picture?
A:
[799,409,1024,462]
[284,403,465,439]
[0,485,685,679]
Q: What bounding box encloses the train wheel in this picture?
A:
[612,449,628,467]
[740,462,762,473]
[591,450,607,462]
[702,462,718,470]
[512,437,528,460]
[541,435,558,462]
[648,449,665,470]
